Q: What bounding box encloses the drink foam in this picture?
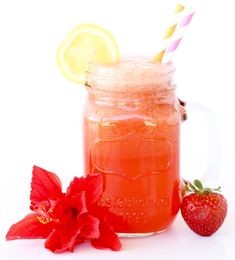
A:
[86,58,175,94]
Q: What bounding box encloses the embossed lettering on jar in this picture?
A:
[83,59,181,236]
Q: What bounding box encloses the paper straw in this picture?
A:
[152,3,195,63]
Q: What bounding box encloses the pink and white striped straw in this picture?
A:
[152,3,195,63]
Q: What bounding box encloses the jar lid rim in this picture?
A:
[86,57,175,77]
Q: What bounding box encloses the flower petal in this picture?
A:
[90,204,126,231]
[91,219,121,251]
[44,222,82,253]
[65,191,88,215]
[67,174,103,206]
[78,214,100,239]
[53,192,88,224]
[30,166,63,202]
[6,213,55,240]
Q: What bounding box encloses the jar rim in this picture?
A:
[85,57,175,100]
[86,57,175,79]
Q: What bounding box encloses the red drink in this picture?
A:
[83,59,181,235]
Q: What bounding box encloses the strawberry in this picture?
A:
[180,180,227,236]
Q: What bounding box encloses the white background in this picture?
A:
[0,0,235,259]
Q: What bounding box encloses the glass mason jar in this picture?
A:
[83,58,182,236]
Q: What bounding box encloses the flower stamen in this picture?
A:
[36,215,53,224]
[31,200,58,224]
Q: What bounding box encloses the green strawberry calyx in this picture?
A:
[185,179,221,195]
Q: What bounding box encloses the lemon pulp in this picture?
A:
[57,24,120,84]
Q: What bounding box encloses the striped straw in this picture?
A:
[152,3,195,63]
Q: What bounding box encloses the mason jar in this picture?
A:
[83,58,182,236]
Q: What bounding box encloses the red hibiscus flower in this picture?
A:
[6,166,121,253]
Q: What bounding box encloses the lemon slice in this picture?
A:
[57,24,120,83]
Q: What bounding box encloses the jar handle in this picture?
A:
[181,101,220,186]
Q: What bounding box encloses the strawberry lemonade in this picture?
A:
[84,59,181,235]
[56,24,182,236]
